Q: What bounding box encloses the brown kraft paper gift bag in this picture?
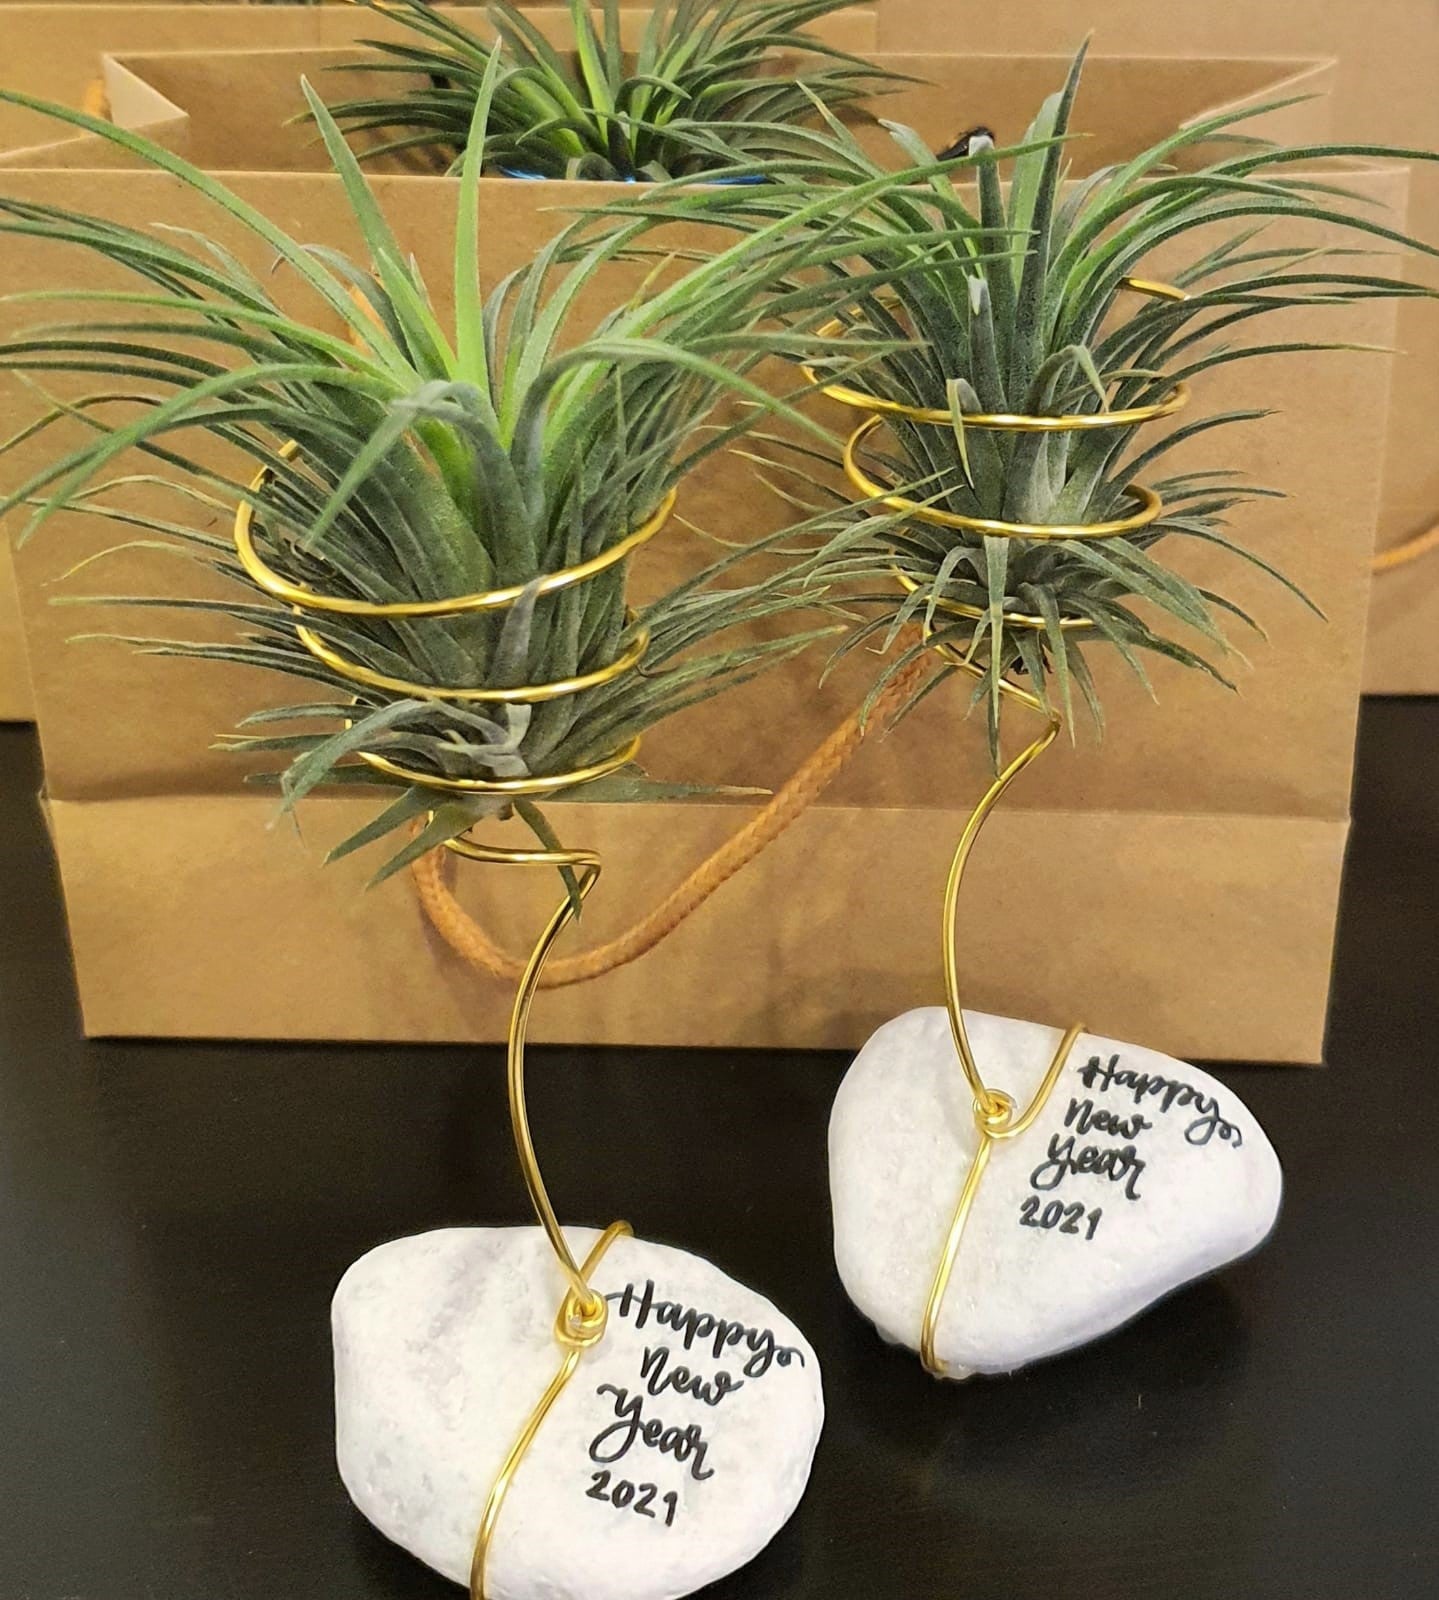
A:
[0,45,1404,1061]
[0,4,879,719]
[877,0,1439,692]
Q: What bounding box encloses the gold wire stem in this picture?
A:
[506,848,606,1316]
[295,613,650,703]
[939,662,1063,1113]
[913,637,1086,1378]
[802,276,1190,428]
[845,416,1164,539]
[918,1024,1083,1377]
[470,1219,634,1600]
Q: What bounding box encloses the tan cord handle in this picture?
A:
[411,656,930,988]
[80,79,110,121]
[1373,519,1439,574]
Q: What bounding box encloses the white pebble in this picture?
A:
[334,1226,823,1598]
[830,1007,1283,1377]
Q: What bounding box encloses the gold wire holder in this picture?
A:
[802,276,1190,429]
[437,818,637,1599]
[845,415,1165,540]
[815,319,1188,1376]
[918,636,1085,1376]
[235,441,675,620]
[232,446,668,1594]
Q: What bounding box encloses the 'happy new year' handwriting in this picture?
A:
[1079,1053,1242,1147]
[606,1279,804,1379]
[1016,1053,1244,1237]
[582,1279,804,1527]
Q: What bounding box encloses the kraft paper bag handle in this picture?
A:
[1373,518,1439,573]
[80,79,110,122]
[411,658,929,988]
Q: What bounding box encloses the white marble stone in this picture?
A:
[829,1007,1283,1378]
[333,1226,822,1599]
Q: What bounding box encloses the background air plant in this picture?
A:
[0,77,902,878]
[326,0,895,179]
[597,46,1439,759]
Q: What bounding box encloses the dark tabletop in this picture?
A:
[1,705,1436,1600]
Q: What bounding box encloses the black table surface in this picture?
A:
[2,706,1436,1600]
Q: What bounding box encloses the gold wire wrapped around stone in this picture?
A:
[471,1220,635,1600]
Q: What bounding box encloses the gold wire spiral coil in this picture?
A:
[890,565,1095,634]
[845,415,1166,539]
[295,612,651,703]
[232,441,669,792]
[357,738,642,798]
[802,275,1191,429]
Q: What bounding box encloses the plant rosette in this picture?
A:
[330,0,899,183]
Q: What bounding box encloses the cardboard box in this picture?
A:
[877,0,1439,692]
[0,46,1401,1060]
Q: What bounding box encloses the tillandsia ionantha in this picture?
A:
[325,0,897,179]
[590,45,1439,761]
[0,73,911,881]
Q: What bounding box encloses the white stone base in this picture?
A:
[333,1226,823,1599]
[829,1008,1283,1377]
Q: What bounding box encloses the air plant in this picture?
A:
[593,46,1439,759]
[325,0,895,179]
[0,73,908,879]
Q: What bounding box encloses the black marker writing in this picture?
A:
[640,1344,744,1408]
[1079,1054,1241,1147]
[1030,1133,1146,1202]
[607,1280,804,1379]
[589,1384,715,1482]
